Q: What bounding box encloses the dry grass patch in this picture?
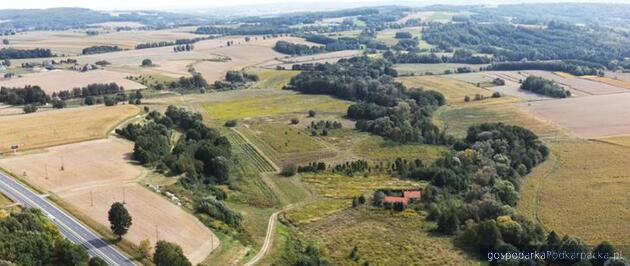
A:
[0,105,139,153]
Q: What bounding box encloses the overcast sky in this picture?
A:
[3,0,630,10]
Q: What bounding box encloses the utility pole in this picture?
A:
[45,164,48,180]
[155,225,159,241]
[60,156,64,171]
[122,187,126,204]
[90,190,93,207]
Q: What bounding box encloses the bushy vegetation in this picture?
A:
[0,208,100,265]
[169,73,209,91]
[521,76,571,98]
[213,71,259,90]
[81,45,122,55]
[0,85,49,105]
[0,47,52,59]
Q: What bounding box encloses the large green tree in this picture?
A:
[108,202,132,239]
[153,241,191,266]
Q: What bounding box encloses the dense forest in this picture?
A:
[286,56,451,144]
[422,22,630,66]
[81,45,122,55]
[520,76,571,98]
[0,48,52,59]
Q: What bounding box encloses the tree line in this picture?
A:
[135,37,206,50]
[82,45,122,55]
[0,47,52,59]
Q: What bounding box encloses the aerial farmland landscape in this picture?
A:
[0,0,630,265]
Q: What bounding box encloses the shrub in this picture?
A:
[52,99,66,109]
[308,110,316,117]
[23,104,38,113]
[224,120,237,127]
[84,96,96,105]
[281,163,297,176]
[290,118,300,124]
[492,92,501,98]
[141,59,153,66]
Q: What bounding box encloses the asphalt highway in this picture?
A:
[0,171,135,266]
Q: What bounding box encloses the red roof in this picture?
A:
[384,196,407,204]
[383,191,421,205]
[403,191,421,199]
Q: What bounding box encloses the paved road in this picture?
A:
[0,171,135,266]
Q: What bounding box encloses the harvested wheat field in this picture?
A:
[0,104,139,153]
[517,139,630,253]
[0,138,140,193]
[0,138,217,264]
[524,92,630,138]
[398,75,493,104]
[63,184,217,264]
[0,69,145,94]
